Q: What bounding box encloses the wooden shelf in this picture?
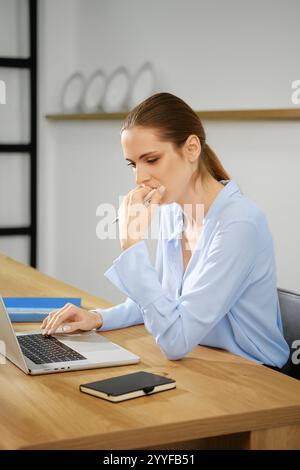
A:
[46,112,129,121]
[46,108,300,121]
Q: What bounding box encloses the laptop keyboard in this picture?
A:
[17,334,86,364]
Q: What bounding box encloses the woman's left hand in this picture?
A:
[118,184,166,251]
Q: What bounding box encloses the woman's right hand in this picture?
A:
[41,303,103,336]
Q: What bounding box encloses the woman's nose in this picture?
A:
[135,167,151,186]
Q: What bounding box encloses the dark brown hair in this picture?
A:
[120,92,230,182]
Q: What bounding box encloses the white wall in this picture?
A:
[38,0,80,275]
[38,0,300,305]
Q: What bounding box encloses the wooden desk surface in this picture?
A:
[1,252,300,450]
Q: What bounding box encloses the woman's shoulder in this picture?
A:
[220,190,267,227]
[218,191,273,249]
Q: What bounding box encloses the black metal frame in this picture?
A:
[0,0,37,267]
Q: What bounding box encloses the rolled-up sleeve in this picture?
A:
[91,296,144,331]
[104,221,259,360]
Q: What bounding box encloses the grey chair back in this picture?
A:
[278,287,300,379]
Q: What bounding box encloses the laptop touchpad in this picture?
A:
[55,331,119,352]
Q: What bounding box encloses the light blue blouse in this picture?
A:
[95,180,289,367]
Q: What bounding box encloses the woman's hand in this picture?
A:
[41,303,103,335]
[118,184,166,251]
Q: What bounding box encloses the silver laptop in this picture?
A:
[0,296,140,375]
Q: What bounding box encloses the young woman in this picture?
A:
[42,92,289,369]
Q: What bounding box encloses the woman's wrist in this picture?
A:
[89,310,103,329]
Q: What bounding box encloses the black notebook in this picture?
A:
[79,371,176,402]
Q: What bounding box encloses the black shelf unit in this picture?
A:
[0,0,37,267]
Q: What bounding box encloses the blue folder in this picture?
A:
[3,297,81,322]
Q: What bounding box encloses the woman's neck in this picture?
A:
[176,174,225,232]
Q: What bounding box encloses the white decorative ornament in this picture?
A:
[128,62,156,108]
[80,69,107,112]
[60,72,85,113]
[102,66,131,112]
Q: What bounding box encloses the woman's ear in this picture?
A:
[186,135,201,163]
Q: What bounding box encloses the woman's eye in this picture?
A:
[126,158,158,168]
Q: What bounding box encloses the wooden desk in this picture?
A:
[1,252,300,450]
